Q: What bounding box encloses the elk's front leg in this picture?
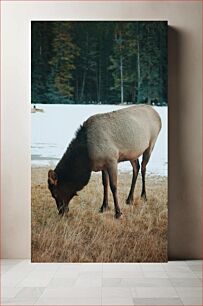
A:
[107,161,122,219]
[99,170,109,213]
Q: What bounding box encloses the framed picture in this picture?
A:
[31,21,168,262]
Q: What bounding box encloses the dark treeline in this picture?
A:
[31,21,167,105]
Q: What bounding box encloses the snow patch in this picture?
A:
[32,104,167,176]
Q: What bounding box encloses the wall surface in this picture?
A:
[1,1,202,259]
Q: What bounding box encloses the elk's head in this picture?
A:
[48,169,77,215]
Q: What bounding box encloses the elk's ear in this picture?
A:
[48,170,58,186]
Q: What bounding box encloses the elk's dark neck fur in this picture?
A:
[55,125,91,191]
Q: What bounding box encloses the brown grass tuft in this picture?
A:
[31,167,168,262]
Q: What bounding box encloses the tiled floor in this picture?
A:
[1,260,202,305]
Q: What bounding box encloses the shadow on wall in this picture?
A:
[168,26,202,259]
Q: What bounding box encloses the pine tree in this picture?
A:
[137,21,167,104]
[31,22,52,103]
[49,22,79,99]
[108,23,125,104]
[72,22,100,103]
[109,22,139,104]
[123,22,139,103]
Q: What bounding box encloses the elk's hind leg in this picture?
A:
[107,161,122,219]
[141,147,152,201]
[99,170,109,213]
[126,159,140,205]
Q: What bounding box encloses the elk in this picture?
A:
[48,105,161,219]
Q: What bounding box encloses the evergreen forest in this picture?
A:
[31,21,167,105]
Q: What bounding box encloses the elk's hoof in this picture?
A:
[126,198,133,205]
[99,206,109,213]
[114,211,122,219]
[141,194,147,202]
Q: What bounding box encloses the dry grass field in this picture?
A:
[31,167,168,263]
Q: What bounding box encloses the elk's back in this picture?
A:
[84,105,161,171]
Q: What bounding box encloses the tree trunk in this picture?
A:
[120,54,124,104]
[131,81,136,103]
[98,58,101,102]
[80,70,86,102]
[80,32,89,102]
[96,57,101,103]
[137,24,141,103]
[137,40,141,103]
[75,78,79,102]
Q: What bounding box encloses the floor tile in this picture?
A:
[35,297,102,305]
[17,276,55,287]
[102,278,123,287]
[1,299,10,305]
[175,287,202,298]
[163,261,187,266]
[103,263,143,273]
[1,260,202,306]
[133,297,183,305]
[141,263,165,272]
[17,270,56,287]
[54,267,80,278]
[31,263,59,272]
[180,296,202,305]
[102,287,132,298]
[170,278,202,287]
[14,287,45,298]
[80,263,103,272]
[102,297,134,305]
[2,263,36,287]
[189,264,202,272]
[47,277,76,288]
[2,265,16,274]
[103,269,144,278]
[75,277,102,287]
[1,259,25,265]
[123,277,171,287]
[142,271,169,278]
[78,271,102,279]
[193,271,202,279]
[41,286,101,298]
[163,265,192,272]
[186,260,202,266]
[2,287,23,299]
[2,296,39,305]
[134,286,178,298]
[166,271,197,278]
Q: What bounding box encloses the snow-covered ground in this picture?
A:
[32,104,167,176]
